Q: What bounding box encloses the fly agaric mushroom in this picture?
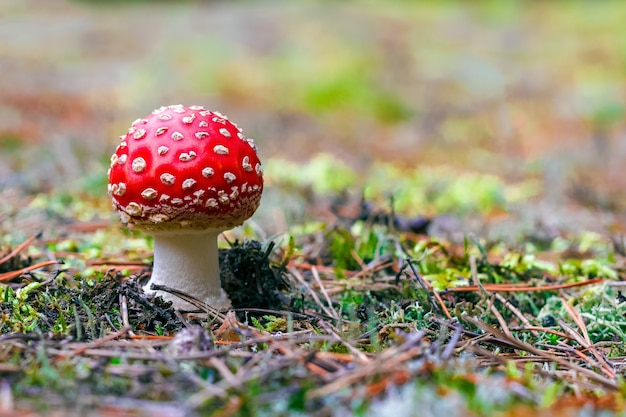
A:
[107,104,263,310]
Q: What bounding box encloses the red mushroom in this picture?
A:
[107,104,263,310]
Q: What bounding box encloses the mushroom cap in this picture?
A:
[107,104,263,233]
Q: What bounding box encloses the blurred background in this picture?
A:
[1,0,626,239]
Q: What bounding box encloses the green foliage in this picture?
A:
[264,152,543,218]
[539,381,564,408]
[265,154,358,195]
[0,134,23,153]
[328,228,359,274]
[560,258,618,280]
[501,252,557,276]
[301,67,412,124]
[266,154,539,219]
[365,164,512,216]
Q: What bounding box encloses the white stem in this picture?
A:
[143,230,231,310]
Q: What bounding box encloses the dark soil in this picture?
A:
[219,240,290,316]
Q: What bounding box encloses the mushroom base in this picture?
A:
[143,230,231,310]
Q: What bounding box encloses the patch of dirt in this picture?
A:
[219,240,290,315]
[86,276,184,336]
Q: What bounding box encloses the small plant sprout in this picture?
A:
[108,105,264,310]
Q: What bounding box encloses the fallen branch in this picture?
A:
[445,278,605,293]
[0,232,41,266]
[0,260,59,282]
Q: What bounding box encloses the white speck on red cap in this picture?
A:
[213,145,229,155]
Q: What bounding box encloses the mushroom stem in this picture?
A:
[144,230,231,310]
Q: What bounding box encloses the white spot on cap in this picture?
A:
[195,132,209,139]
[158,146,169,155]
[219,128,231,138]
[199,121,208,128]
[206,198,218,208]
[224,172,236,183]
[115,182,126,196]
[229,187,239,200]
[156,127,168,136]
[119,141,128,148]
[182,114,195,124]
[213,145,229,155]
[247,138,257,153]
[212,117,226,124]
[117,154,127,165]
[242,156,253,172]
[217,191,229,204]
[171,131,184,141]
[179,151,196,162]
[255,163,263,176]
[160,173,175,185]
[125,202,142,216]
[182,178,196,189]
[152,107,166,114]
[110,154,119,167]
[141,188,158,200]
[132,157,147,173]
[160,194,170,202]
[170,105,186,113]
[159,113,173,120]
[189,105,205,110]
[171,198,184,205]
[119,212,131,223]
[150,214,169,223]
[199,110,211,117]
[202,167,214,178]
[193,189,205,199]
[213,111,227,119]
[237,132,245,140]
[134,129,146,139]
